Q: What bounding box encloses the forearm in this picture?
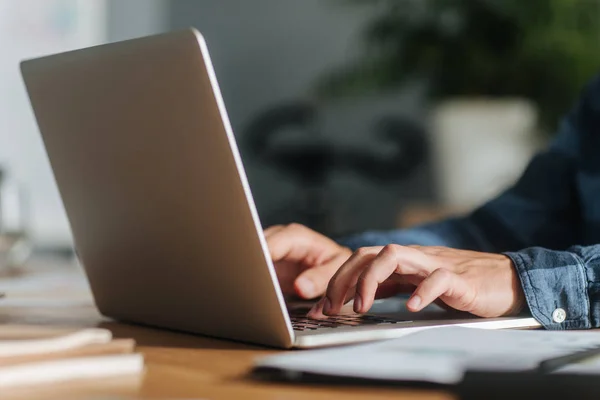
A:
[338,212,506,253]
[339,76,589,254]
[505,245,600,330]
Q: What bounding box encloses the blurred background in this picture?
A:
[0,0,599,263]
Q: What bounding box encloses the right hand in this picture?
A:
[264,224,352,299]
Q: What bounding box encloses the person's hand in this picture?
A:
[308,245,526,318]
[264,224,352,299]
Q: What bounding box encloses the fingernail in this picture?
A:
[296,277,317,298]
[353,293,363,313]
[308,297,324,316]
[306,301,321,316]
[323,297,332,315]
[407,295,422,311]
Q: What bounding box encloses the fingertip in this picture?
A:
[353,292,363,313]
[406,294,422,312]
[307,297,326,318]
[322,297,333,315]
[354,276,376,314]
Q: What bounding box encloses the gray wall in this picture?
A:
[107,0,168,42]
[168,0,369,133]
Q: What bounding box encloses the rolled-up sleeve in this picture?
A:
[505,247,592,330]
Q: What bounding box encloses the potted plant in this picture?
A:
[316,0,600,208]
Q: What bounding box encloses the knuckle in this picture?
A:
[286,223,305,232]
[425,246,445,256]
[354,247,371,258]
[430,268,451,279]
[439,249,457,258]
[381,244,401,257]
[393,261,411,275]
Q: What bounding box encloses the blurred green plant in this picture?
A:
[316,0,600,133]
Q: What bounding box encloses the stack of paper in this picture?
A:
[255,327,600,385]
[0,325,143,388]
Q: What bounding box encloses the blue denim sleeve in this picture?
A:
[503,77,600,330]
[505,245,600,330]
[338,217,498,251]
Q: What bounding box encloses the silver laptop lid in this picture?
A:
[21,29,294,348]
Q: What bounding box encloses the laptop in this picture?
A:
[20,29,540,348]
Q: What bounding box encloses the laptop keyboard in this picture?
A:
[290,313,405,331]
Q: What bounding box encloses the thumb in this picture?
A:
[266,223,317,264]
[294,253,349,299]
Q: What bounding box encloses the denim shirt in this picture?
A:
[340,74,600,330]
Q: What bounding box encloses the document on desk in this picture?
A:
[254,327,600,384]
[0,325,143,388]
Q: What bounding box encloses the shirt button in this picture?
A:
[552,308,567,323]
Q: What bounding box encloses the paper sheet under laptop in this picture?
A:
[255,327,600,384]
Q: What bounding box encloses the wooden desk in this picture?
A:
[0,257,453,400]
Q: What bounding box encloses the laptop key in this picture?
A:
[290,314,406,330]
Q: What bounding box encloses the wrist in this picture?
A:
[506,257,526,316]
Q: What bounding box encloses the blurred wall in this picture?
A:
[169,0,368,134]
[0,0,169,248]
[168,0,432,235]
[107,0,166,42]
[0,0,109,248]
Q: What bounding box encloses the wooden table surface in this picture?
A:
[0,256,455,400]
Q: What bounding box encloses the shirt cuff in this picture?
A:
[336,227,456,251]
[504,247,591,330]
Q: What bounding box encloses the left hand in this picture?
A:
[308,244,526,318]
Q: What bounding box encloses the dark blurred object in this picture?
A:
[318,0,600,133]
[458,371,600,400]
[243,102,427,235]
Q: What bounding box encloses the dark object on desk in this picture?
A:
[251,366,442,389]
[253,340,600,393]
[253,367,600,399]
[458,371,600,400]
[459,345,600,399]
[537,345,600,373]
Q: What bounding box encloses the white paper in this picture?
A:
[0,353,144,387]
[256,327,600,384]
[0,328,112,357]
